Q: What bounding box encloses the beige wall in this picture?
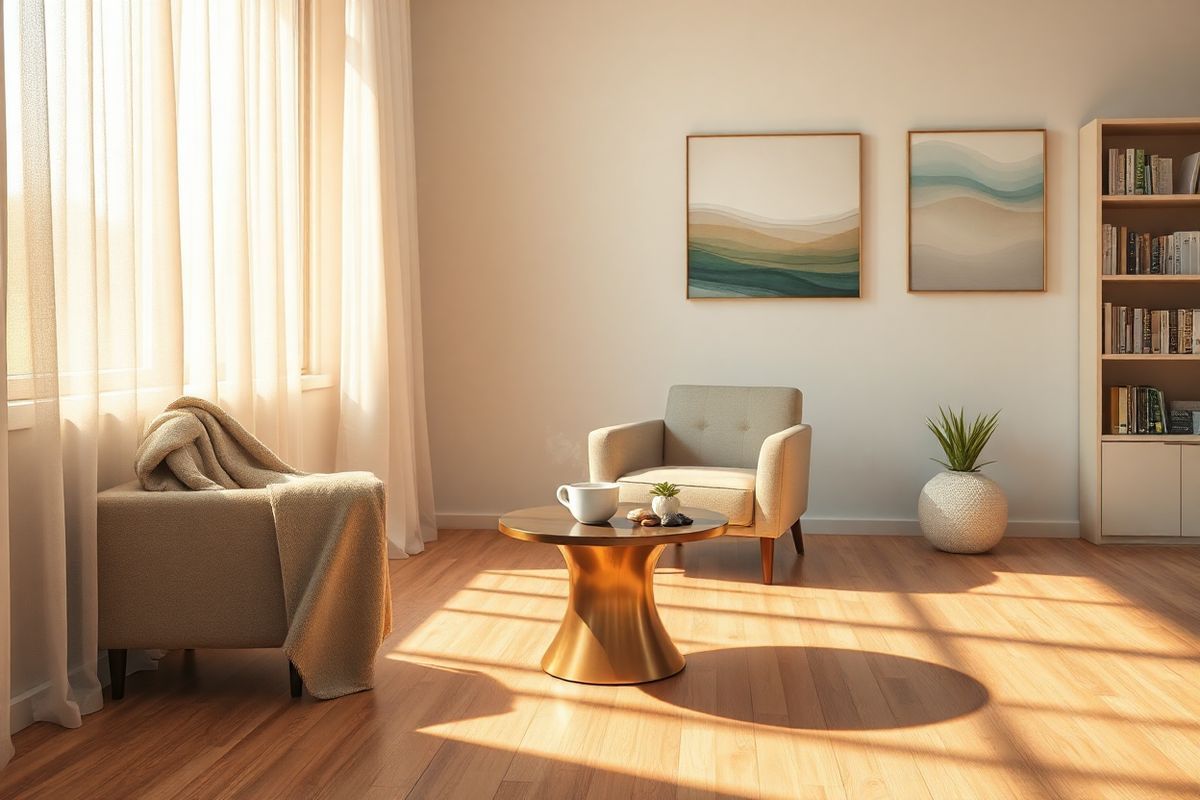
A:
[411,0,1200,531]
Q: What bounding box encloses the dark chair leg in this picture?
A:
[289,660,303,698]
[759,538,774,584]
[108,649,127,700]
[791,519,804,554]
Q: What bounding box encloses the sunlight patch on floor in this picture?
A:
[378,540,1200,799]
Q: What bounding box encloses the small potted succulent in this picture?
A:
[649,481,682,519]
[918,407,1007,554]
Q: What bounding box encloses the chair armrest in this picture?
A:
[97,484,288,648]
[754,423,812,536]
[588,419,665,482]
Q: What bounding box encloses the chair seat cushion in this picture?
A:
[617,466,755,527]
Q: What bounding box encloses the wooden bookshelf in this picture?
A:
[1102,275,1200,283]
[1101,194,1200,208]
[1080,117,1200,544]
[1101,434,1200,443]
[1101,354,1200,361]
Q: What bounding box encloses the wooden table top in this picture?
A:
[498,503,728,547]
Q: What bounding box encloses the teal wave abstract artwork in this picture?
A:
[909,131,1045,291]
[687,134,861,298]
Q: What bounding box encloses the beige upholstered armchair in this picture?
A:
[589,385,812,584]
[98,482,298,698]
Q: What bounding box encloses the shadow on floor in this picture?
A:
[642,645,989,730]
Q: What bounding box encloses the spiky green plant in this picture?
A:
[649,481,680,498]
[926,407,1000,472]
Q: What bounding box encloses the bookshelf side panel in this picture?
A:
[1079,120,1102,542]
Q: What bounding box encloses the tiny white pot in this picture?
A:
[652,495,681,518]
[917,471,1008,554]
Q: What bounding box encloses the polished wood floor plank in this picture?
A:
[4,532,1200,799]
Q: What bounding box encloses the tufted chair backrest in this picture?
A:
[663,385,803,469]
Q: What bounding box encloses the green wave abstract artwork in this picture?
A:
[687,134,861,298]
[687,206,860,297]
[909,131,1045,291]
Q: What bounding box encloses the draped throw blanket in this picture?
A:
[134,397,393,699]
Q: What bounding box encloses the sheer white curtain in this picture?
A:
[2,0,302,763]
[1,3,11,771]
[338,0,436,556]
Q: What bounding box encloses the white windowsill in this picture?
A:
[7,400,33,432]
[6,375,336,432]
[300,373,336,391]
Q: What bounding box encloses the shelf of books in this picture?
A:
[1080,117,1200,543]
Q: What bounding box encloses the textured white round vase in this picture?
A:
[652,495,681,518]
[917,471,1008,554]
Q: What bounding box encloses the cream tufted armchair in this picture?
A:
[589,385,812,584]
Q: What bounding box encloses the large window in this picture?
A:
[4,0,314,400]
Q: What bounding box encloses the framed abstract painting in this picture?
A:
[686,133,862,298]
[908,129,1046,292]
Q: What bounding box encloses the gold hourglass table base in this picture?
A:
[498,504,727,685]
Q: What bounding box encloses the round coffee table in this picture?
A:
[498,503,727,684]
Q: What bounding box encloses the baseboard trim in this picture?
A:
[10,683,40,734]
[8,669,91,735]
[800,517,1078,538]
[438,513,501,530]
[437,513,1079,539]
[9,654,130,736]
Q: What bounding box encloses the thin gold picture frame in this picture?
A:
[686,132,865,300]
[906,128,1048,294]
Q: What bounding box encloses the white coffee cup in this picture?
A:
[556,482,620,524]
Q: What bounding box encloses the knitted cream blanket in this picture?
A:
[135,396,392,699]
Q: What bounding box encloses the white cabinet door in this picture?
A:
[1182,445,1200,538]
[1102,442,1181,537]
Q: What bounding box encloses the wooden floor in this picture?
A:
[4,531,1200,799]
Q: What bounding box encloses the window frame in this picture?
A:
[300,0,319,376]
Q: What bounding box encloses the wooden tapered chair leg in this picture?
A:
[289,660,303,698]
[759,538,774,584]
[791,519,804,554]
[108,649,128,700]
